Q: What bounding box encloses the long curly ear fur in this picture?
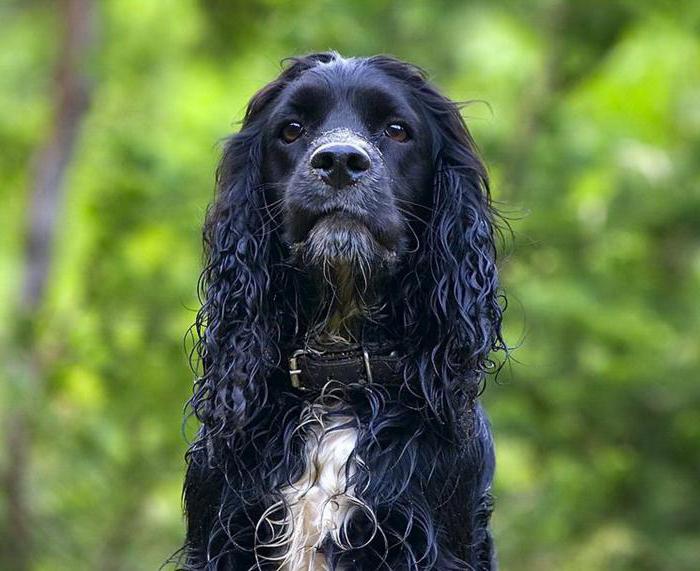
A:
[369,56,507,423]
[188,53,339,449]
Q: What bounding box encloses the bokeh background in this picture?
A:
[1,0,699,569]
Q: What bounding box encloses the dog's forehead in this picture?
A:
[282,59,412,115]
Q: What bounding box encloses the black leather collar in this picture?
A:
[287,342,403,392]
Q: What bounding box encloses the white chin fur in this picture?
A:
[295,215,395,274]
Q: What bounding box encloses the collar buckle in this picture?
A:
[361,348,373,384]
[288,349,308,389]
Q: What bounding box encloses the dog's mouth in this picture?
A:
[302,208,397,252]
[304,206,364,232]
[291,209,397,270]
[313,208,366,232]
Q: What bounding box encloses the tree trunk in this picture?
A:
[2,1,95,569]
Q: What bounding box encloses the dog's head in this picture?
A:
[192,53,505,432]
[261,57,433,278]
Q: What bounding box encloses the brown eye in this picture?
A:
[281,121,304,143]
[384,123,409,142]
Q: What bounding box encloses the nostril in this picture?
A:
[309,143,371,189]
[347,151,370,173]
[310,150,334,171]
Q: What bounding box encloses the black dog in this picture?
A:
[182,52,506,570]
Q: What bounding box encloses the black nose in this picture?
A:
[309,143,371,190]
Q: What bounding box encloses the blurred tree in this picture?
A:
[1,0,95,569]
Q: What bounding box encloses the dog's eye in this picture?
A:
[280,121,304,143]
[384,123,409,142]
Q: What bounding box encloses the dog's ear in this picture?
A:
[189,53,338,448]
[402,89,506,420]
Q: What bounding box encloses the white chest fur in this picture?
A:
[256,406,359,570]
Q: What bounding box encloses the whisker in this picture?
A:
[394,196,433,212]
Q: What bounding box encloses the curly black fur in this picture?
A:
[180,52,507,570]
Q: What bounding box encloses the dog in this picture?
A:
[181,52,506,570]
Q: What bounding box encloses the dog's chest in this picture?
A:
[279,410,358,570]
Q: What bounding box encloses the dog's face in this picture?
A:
[261,59,433,274]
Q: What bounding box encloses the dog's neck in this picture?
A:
[323,265,361,337]
[303,262,384,344]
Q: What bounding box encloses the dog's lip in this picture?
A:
[308,208,400,253]
[302,206,368,234]
[316,207,365,224]
[288,204,401,253]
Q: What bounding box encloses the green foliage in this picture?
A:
[1,0,698,569]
